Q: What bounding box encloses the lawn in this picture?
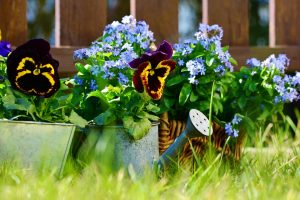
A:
[0,136,299,200]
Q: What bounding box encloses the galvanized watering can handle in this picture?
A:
[158,109,211,168]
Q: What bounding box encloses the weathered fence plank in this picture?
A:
[0,0,27,45]
[55,0,107,46]
[269,0,300,46]
[108,0,130,23]
[202,0,249,46]
[50,47,77,77]
[130,0,179,44]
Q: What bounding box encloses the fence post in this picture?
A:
[0,0,27,45]
[55,0,107,46]
[130,0,179,44]
[269,0,300,46]
[203,0,249,46]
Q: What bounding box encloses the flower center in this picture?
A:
[149,70,155,76]
[33,68,41,75]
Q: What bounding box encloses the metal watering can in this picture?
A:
[157,109,211,168]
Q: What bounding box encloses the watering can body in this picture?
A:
[158,109,212,168]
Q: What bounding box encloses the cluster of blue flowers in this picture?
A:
[186,58,205,84]
[195,24,223,49]
[173,24,233,85]
[262,54,290,73]
[247,54,290,73]
[73,15,154,86]
[273,73,300,103]
[246,54,300,104]
[225,114,242,137]
[246,58,261,67]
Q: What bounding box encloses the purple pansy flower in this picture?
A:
[129,40,176,100]
[0,41,12,57]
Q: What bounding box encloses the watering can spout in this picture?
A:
[157,109,212,168]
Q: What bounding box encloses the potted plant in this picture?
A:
[70,16,176,173]
[157,24,238,163]
[0,36,86,175]
[220,55,300,149]
[158,24,300,162]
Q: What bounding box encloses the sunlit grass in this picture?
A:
[0,139,300,200]
[1,106,299,199]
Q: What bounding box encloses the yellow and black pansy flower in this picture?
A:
[7,39,60,98]
[130,40,176,100]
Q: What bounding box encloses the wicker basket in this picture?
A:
[159,112,245,165]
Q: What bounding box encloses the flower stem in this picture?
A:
[208,81,215,152]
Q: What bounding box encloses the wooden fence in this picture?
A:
[1,0,300,77]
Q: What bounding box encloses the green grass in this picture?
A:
[0,142,300,200]
[1,110,299,199]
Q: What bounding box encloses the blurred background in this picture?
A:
[27,0,269,46]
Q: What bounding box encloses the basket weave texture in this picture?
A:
[158,112,244,164]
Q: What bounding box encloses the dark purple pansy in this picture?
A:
[130,40,176,100]
[0,41,12,57]
[6,39,60,98]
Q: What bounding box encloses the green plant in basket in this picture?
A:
[221,55,300,140]
[70,16,176,139]
[160,24,236,120]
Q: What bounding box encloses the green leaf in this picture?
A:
[123,116,152,140]
[146,104,160,113]
[249,82,257,92]
[2,90,28,111]
[242,116,256,135]
[179,83,192,106]
[87,90,108,102]
[222,46,229,51]
[212,98,223,114]
[238,96,246,109]
[136,111,159,121]
[257,109,270,121]
[94,109,117,125]
[199,76,213,84]
[163,96,176,109]
[229,57,238,66]
[69,110,88,128]
[75,63,90,74]
[190,90,199,102]
[86,90,110,110]
[206,56,215,67]
[197,101,210,111]
[166,75,185,87]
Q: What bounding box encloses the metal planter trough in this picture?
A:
[78,124,159,174]
[0,120,76,175]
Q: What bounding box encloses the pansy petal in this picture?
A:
[142,60,175,100]
[15,73,35,92]
[34,74,59,97]
[129,53,151,68]
[129,40,173,68]
[156,40,173,59]
[159,60,176,72]
[16,73,59,97]
[0,41,12,57]
[146,75,162,100]
[19,39,51,57]
[133,61,151,92]
[149,51,167,67]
